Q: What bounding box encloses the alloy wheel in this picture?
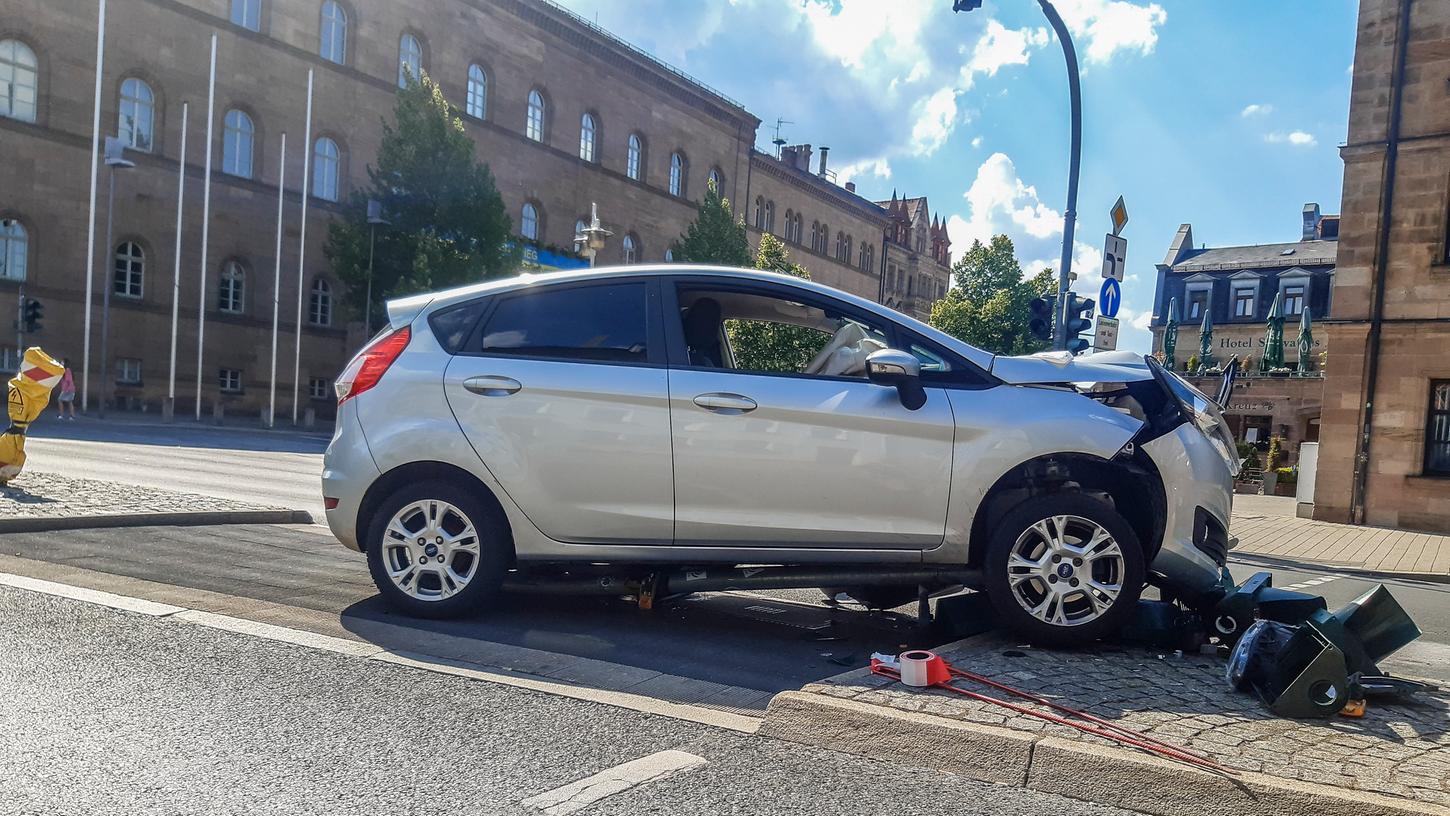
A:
[1006,514,1125,627]
[380,499,480,601]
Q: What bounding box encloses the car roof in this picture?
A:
[387,264,997,371]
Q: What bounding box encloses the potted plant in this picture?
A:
[1273,466,1298,496]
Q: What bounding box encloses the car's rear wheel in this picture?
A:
[983,493,1144,646]
[365,480,509,618]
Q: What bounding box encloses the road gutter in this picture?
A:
[0,509,314,532]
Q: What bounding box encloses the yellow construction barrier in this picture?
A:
[0,347,65,484]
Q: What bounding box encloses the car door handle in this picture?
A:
[693,393,757,414]
[463,375,522,396]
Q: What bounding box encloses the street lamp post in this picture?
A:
[99,136,135,419]
[573,202,612,268]
[364,198,389,337]
[955,0,1082,352]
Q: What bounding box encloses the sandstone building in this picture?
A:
[0,0,951,420]
[1315,0,1450,531]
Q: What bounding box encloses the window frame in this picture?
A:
[466,63,488,119]
[447,278,667,368]
[320,0,347,64]
[115,357,142,385]
[0,218,28,281]
[231,0,262,31]
[308,277,333,326]
[525,89,546,142]
[668,152,685,197]
[0,39,39,123]
[626,133,643,181]
[218,260,246,314]
[660,274,995,388]
[398,33,423,88]
[308,376,330,400]
[1232,286,1255,318]
[520,202,539,241]
[1426,380,1450,477]
[312,136,341,202]
[218,367,244,394]
[578,111,597,162]
[621,234,638,264]
[113,240,144,298]
[222,109,255,179]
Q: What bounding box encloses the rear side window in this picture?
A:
[429,299,489,353]
[478,283,649,363]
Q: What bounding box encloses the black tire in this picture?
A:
[364,480,510,619]
[821,585,921,610]
[983,492,1144,646]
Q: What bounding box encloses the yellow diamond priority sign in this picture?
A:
[1110,196,1129,236]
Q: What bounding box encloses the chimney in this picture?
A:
[780,145,797,167]
[783,143,813,173]
[1301,202,1321,241]
[844,181,856,193]
[818,146,830,177]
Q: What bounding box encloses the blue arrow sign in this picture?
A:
[1099,278,1121,319]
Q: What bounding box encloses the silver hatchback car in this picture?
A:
[322,265,1239,644]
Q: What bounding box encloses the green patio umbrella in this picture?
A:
[1262,292,1285,372]
[1163,297,1180,371]
[1297,306,1314,375]
[1198,308,1214,373]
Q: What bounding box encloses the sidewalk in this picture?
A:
[0,471,310,530]
[1231,496,1450,579]
[762,633,1450,816]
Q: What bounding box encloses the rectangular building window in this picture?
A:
[230,0,260,31]
[1233,287,1255,318]
[1187,289,1209,321]
[219,368,243,393]
[1282,284,1305,316]
[116,358,142,385]
[0,347,18,373]
[1426,380,1450,476]
[309,377,330,399]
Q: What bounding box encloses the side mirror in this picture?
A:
[866,348,927,410]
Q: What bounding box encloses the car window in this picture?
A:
[908,342,952,374]
[478,283,648,363]
[677,285,889,379]
[429,298,489,353]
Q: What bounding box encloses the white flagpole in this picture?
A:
[292,68,314,425]
[195,34,217,420]
[81,0,108,414]
[269,133,287,429]
[167,100,189,416]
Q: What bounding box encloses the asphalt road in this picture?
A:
[0,586,1148,816]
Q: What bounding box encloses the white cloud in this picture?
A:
[971,136,983,149]
[962,20,1049,86]
[798,0,934,89]
[1265,130,1317,147]
[946,152,1099,270]
[909,87,962,156]
[833,156,893,186]
[1052,0,1168,64]
[1240,103,1273,118]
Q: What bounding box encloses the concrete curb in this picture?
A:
[0,509,313,533]
[1231,552,1450,585]
[760,690,1450,816]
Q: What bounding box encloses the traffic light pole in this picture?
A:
[1038,0,1082,352]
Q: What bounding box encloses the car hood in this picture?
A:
[990,350,1155,385]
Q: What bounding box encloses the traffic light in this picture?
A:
[22,298,42,334]
[1028,295,1055,344]
[1063,293,1094,355]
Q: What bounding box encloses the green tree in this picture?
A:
[671,179,751,267]
[726,233,829,372]
[928,234,1055,355]
[324,73,515,327]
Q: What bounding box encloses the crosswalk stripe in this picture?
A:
[521,750,707,815]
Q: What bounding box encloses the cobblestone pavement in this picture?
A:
[807,635,1450,807]
[0,471,286,519]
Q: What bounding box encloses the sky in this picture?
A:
[553,0,1358,353]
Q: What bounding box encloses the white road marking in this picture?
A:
[1283,575,1342,591]
[521,750,706,815]
[0,572,184,617]
[0,569,762,734]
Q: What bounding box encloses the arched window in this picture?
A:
[708,167,722,192]
[0,219,29,281]
[579,112,597,162]
[466,64,487,119]
[622,234,637,264]
[320,1,347,64]
[230,0,260,31]
[844,235,853,264]
[308,278,332,326]
[113,241,143,297]
[118,78,155,152]
[0,40,39,123]
[835,231,844,261]
[521,202,539,241]
[574,219,588,238]
[222,110,254,179]
[783,209,794,243]
[765,201,775,234]
[313,137,340,202]
[821,224,829,254]
[626,134,643,181]
[218,261,245,313]
[668,152,685,197]
[398,33,422,87]
[753,196,764,230]
[794,214,803,245]
[525,89,545,142]
[664,248,674,263]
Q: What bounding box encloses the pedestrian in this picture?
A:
[56,359,76,420]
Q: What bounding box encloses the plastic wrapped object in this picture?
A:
[0,347,65,483]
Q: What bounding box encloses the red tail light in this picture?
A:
[335,326,411,405]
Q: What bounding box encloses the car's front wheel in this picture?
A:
[983,493,1144,646]
[365,480,509,618]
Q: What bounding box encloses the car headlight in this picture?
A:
[1158,366,1241,477]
